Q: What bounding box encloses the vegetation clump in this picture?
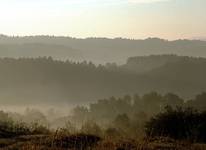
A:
[145,106,206,142]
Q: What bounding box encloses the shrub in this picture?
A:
[104,128,121,138]
[81,121,102,136]
[30,122,50,135]
[145,106,206,142]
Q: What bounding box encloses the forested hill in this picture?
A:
[122,55,206,73]
[1,35,206,64]
[0,55,206,105]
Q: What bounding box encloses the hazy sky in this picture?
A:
[0,0,205,39]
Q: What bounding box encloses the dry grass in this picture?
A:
[0,126,205,150]
[0,132,206,150]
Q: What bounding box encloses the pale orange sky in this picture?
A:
[0,0,205,40]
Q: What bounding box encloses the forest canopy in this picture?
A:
[0,55,205,105]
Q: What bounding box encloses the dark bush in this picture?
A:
[145,106,206,142]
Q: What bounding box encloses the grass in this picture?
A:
[0,121,206,150]
[0,131,206,150]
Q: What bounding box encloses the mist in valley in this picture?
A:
[0,38,206,129]
[0,0,206,149]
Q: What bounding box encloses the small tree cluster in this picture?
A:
[145,106,206,142]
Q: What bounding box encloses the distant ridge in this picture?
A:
[1,34,205,41]
[0,35,206,64]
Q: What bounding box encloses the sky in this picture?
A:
[0,0,205,40]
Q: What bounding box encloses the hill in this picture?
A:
[1,35,206,64]
[0,55,206,105]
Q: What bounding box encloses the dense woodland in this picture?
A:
[0,55,206,104]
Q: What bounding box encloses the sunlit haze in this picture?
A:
[0,0,205,39]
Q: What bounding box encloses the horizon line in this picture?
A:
[0,34,205,42]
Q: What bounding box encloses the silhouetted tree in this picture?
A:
[145,106,206,142]
[164,93,184,108]
[142,92,164,115]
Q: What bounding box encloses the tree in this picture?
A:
[145,106,200,141]
[164,93,184,108]
[142,92,164,115]
[71,106,89,125]
[113,114,130,131]
[133,94,143,113]
[187,92,206,110]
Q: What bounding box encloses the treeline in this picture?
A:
[64,92,206,139]
[1,92,206,140]
[122,54,206,73]
[71,92,206,123]
[1,55,206,104]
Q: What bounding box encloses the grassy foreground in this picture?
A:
[0,131,206,150]
[1,106,206,149]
